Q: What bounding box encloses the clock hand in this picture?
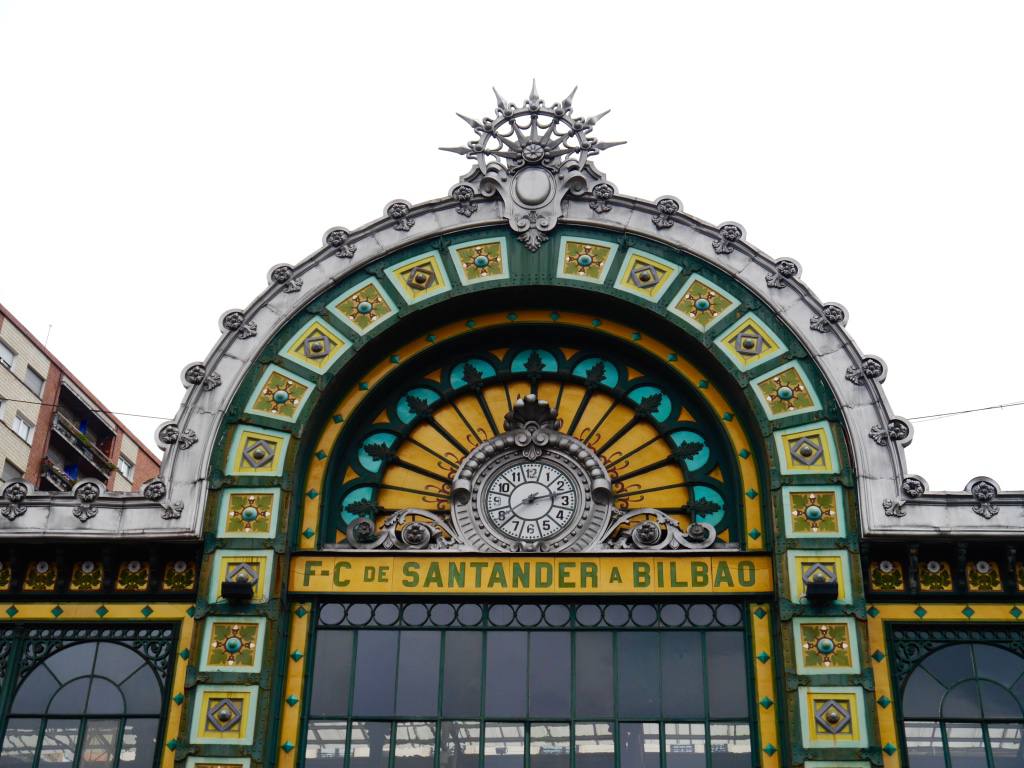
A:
[510,491,555,512]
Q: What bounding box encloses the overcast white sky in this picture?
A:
[1,1,1022,490]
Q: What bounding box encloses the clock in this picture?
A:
[452,394,613,552]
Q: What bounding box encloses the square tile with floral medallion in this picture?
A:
[557,236,618,283]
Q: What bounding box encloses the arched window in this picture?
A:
[0,640,164,768]
[901,642,1024,767]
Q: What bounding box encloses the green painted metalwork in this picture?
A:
[302,601,757,768]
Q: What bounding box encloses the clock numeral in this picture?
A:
[497,482,512,493]
[553,509,568,522]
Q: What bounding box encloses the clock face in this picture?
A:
[483,461,579,542]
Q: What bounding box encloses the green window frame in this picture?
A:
[893,627,1024,767]
[303,601,756,768]
[0,625,176,768]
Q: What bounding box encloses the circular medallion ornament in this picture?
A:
[452,395,613,552]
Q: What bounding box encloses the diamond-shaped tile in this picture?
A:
[50,606,63,618]
[315,450,327,460]
[306,489,319,499]
[186,606,196,617]
[95,606,109,618]
[757,651,770,664]
[507,312,518,321]
[5,606,17,618]
[698,380,708,389]
[1011,606,1022,619]
[390,354,400,364]
[746,488,758,499]
[748,528,761,540]
[179,649,190,660]
[878,695,891,708]
[166,739,178,751]
[883,743,897,756]
[914,606,928,618]
[291,650,303,661]
[287,695,299,706]
[303,528,315,539]
[962,606,975,618]
[763,744,777,757]
[207,697,243,732]
[723,412,734,422]
[282,742,295,753]
[466,319,476,328]
[754,607,767,619]
[295,606,308,618]
[759,697,773,709]
[738,449,750,459]
[872,650,886,662]
[867,606,880,618]
[332,414,344,424]
[173,693,184,705]
[141,605,154,618]
[426,334,437,342]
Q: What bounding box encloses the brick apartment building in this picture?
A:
[0,303,159,491]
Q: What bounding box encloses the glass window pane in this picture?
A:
[661,634,705,719]
[942,681,983,720]
[574,722,614,768]
[618,723,660,768]
[922,645,973,687]
[529,632,570,719]
[93,644,143,685]
[709,722,751,768]
[485,633,527,719]
[352,630,398,717]
[904,721,945,768]
[48,679,91,716]
[113,665,160,715]
[443,632,482,718]
[38,719,80,768]
[974,644,1024,685]
[84,679,124,716]
[45,644,98,684]
[79,719,118,768]
[483,722,524,768]
[664,722,705,768]
[707,633,748,718]
[117,719,158,768]
[439,721,480,768]
[304,721,347,767]
[0,718,41,767]
[310,631,354,717]
[349,721,392,768]
[944,722,988,768]
[11,667,59,714]
[989,723,1024,767]
[617,633,660,718]
[529,723,570,768]
[393,722,435,768]
[979,680,1023,719]
[396,631,440,717]
[574,633,613,719]
[903,669,947,720]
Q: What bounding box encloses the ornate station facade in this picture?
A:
[0,87,1021,768]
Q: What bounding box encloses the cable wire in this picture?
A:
[908,400,1024,423]
[0,397,171,421]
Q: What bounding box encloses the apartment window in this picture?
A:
[13,413,34,444]
[23,366,44,398]
[0,340,13,370]
[1,461,22,482]
[117,455,135,481]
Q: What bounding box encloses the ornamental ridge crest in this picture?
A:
[442,82,623,251]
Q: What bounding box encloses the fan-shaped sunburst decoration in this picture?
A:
[443,83,624,251]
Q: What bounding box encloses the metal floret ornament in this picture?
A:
[442,82,624,252]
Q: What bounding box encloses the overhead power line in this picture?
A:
[2,396,1022,427]
[908,400,1024,423]
[0,397,171,421]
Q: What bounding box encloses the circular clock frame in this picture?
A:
[452,424,614,553]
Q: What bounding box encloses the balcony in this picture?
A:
[51,412,113,478]
[39,457,74,492]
